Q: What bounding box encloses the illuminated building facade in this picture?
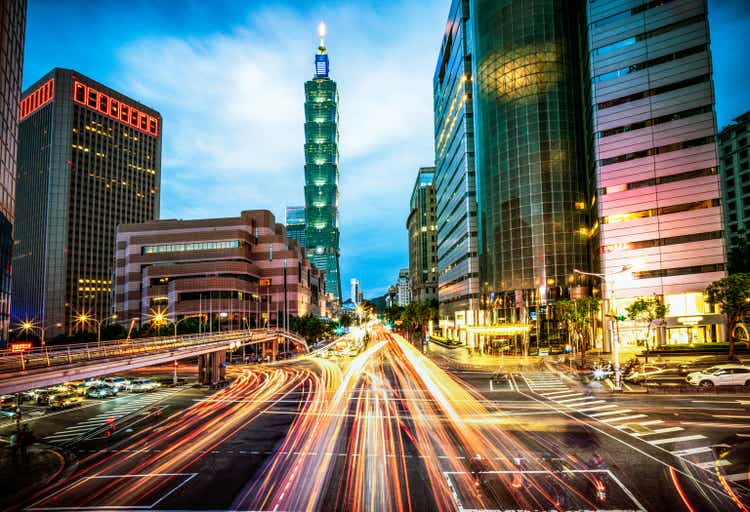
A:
[433,0,481,342]
[397,269,411,307]
[13,69,161,337]
[472,0,595,339]
[114,210,327,330]
[407,167,438,303]
[285,205,306,248]
[304,24,342,303]
[719,110,750,268]
[350,278,362,305]
[589,0,726,346]
[0,0,25,346]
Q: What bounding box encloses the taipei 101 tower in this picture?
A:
[303,22,342,303]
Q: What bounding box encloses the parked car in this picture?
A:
[85,384,118,399]
[129,379,160,392]
[102,377,131,392]
[48,392,83,409]
[624,365,669,384]
[686,365,750,387]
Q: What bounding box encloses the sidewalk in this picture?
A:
[0,439,67,508]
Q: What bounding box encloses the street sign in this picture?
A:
[10,342,32,352]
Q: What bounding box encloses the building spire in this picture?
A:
[318,21,327,54]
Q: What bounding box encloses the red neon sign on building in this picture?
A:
[19,79,55,121]
[10,342,33,352]
[72,80,159,137]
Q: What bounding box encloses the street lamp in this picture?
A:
[75,313,118,347]
[18,320,62,348]
[574,265,633,392]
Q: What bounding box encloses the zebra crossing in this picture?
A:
[43,386,188,446]
[522,372,750,489]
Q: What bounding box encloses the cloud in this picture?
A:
[114,1,445,296]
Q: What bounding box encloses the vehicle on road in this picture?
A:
[85,384,118,399]
[624,365,669,384]
[103,376,131,391]
[686,364,750,387]
[129,379,160,392]
[66,381,93,396]
[0,394,17,412]
[48,392,83,409]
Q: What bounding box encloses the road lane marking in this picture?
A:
[601,414,648,423]
[672,446,714,456]
[695,459,732,469]
[649,434,706,446]
[638,420,664,426]
[632,427,684,437]
[590,409,629,418]
[724,472,749,483]
[577,404,617,413]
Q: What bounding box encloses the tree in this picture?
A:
[626,295,668,363]
[727,231,750,274]
[557,297,600,361]
[338,313,353,328]
[290,314,335,343]
[705,273,750,359]
[384,305,404,326]
[400,301,438,342]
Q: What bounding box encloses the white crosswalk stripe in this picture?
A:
[649,434,707,446]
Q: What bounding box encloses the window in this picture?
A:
[599,136,714,166]
[593,45,707,83]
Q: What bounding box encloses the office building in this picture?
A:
[433,0,480,342]
[350,278,361,305]
[397,269,411,307]
[589,0,726,346]
[471,0,594,338]
[114,210,327,330]
[0,0,25,346]
[13,69,162,337]
[285,205,306,248]
[718,110,750,271]
[407,167,438,303]
[304,23,342,303]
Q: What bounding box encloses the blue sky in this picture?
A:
[23,0,750,299]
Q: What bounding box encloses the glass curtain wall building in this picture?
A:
[433,0,481,343]
[589,0,725,347]
[472,0,594,342]
[407,167,438,303]
[303,25,342,303]
[13,69,161,337]
[285,205,306,249]
[0,0,25,346]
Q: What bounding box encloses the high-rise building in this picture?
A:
[472,1,595,335]
[304,23,342,303]
[0,0,25,347]
[285,205,306,249]
[13,69,162,338]
[407,167,438,303]
[350,278,361,305]
[397,269,411,307]
[433,0,480,343]
[114,210,327,330]
[718,110,750,271]
[589,0,726,346]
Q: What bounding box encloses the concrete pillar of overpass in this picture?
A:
[198,350,227,385]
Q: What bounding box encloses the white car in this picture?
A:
[103,376,131,391]
[686,364,750,387]
[624,365,669,384]
[129,379,160,392]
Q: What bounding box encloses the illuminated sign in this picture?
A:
[259,279,271,287]
[72,80,159,137]
[20,79,55,121]
[315,54,329,78]
[677,316,703,326]
[10,342,33,352]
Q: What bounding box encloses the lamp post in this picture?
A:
[18,320,62,348]
[75,313,118,347]
[574,265,633,392]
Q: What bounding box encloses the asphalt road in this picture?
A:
[2,331,749,511]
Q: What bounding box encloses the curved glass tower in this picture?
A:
[304,23,342,303]
[472,0,594,326]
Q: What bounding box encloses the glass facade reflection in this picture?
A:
[407,167,437,303]
[285,205,306,249]
[472,0,594,329]
[13,69,161,337]
[304,34,342,303]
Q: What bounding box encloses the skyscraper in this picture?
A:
[472,0,594,333]
[304,23,342,303]
[407,167,438,303]
[718,110,750,272]
[350,278,361,305]
[285,205,306,248]
[433,0,480,343]
[13,69,162,338]
[0,0,26,347]
[589,0,726,346]
[397,269,411,307]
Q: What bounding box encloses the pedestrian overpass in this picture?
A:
[0,329,309,395]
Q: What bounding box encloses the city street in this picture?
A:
[3,327,748,511]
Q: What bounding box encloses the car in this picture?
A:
[102,377,131,391]
[624,365,669,384]
[85,384,118,399]
[66,381,93,396]
[686,364,750,387]
[0,395,17,412]
[129,379,160,392]
[48,392,83,409]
